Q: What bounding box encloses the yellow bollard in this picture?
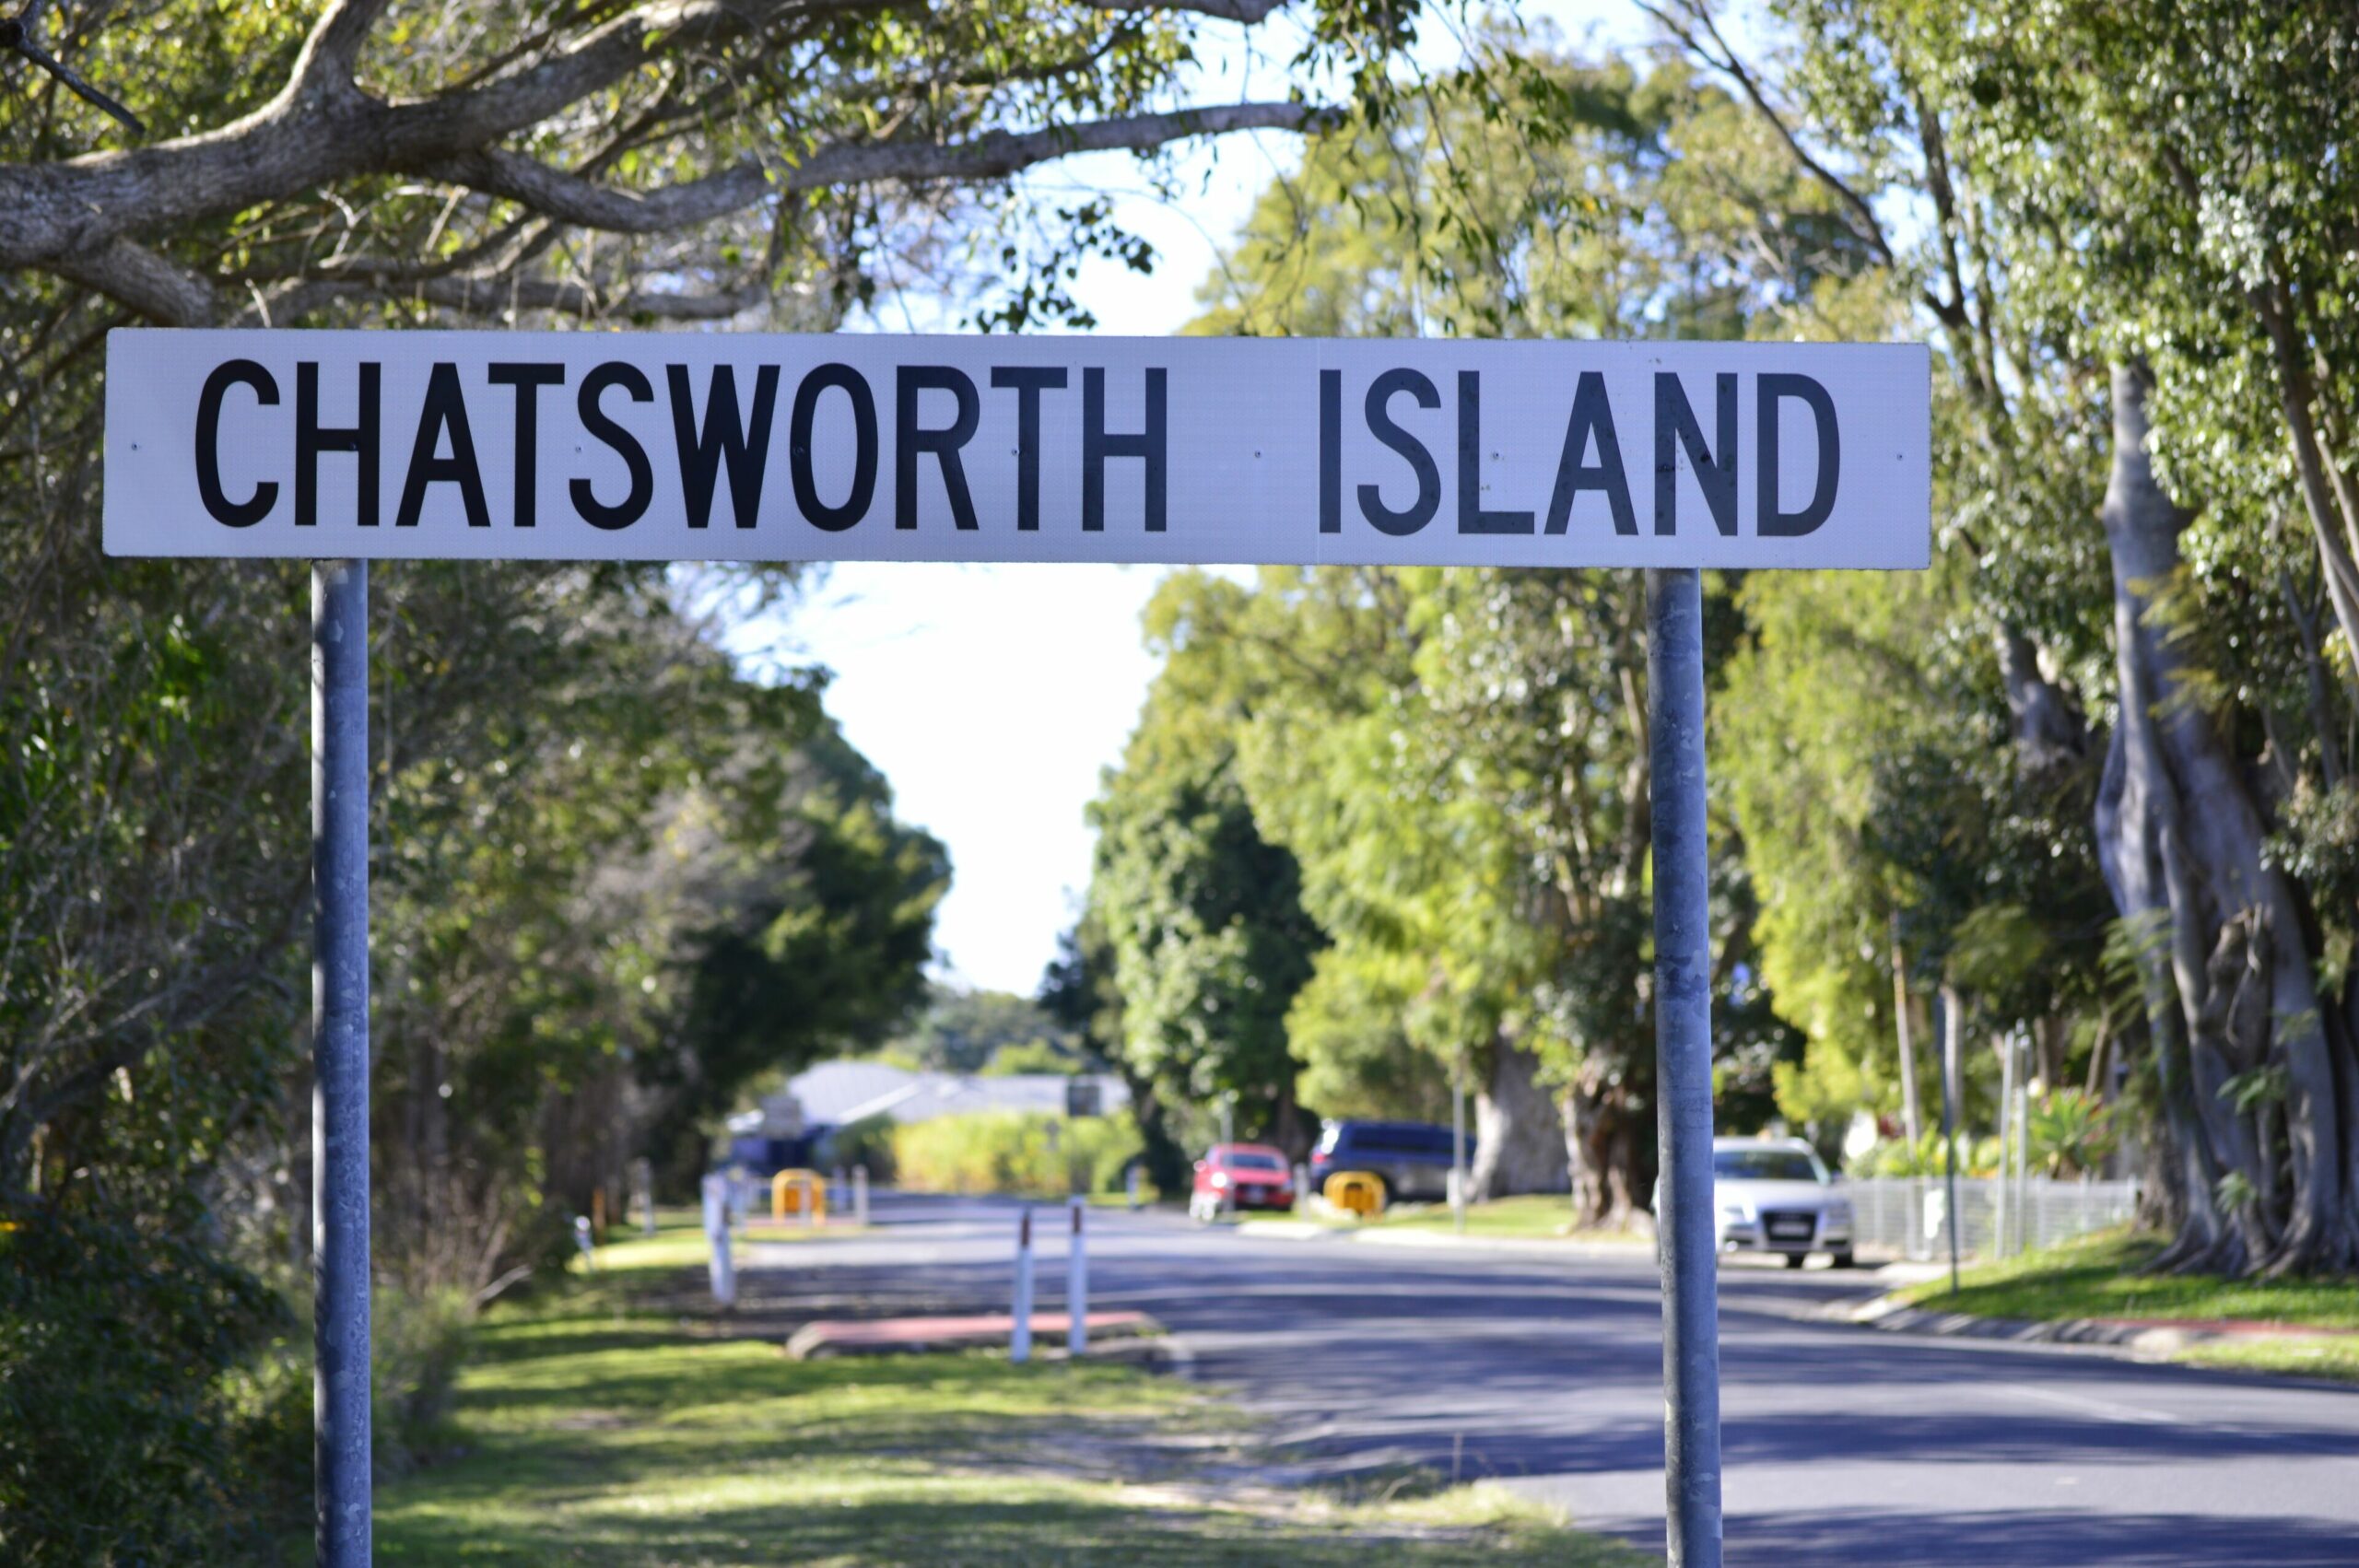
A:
[1323,1170,1385,1220]
[771,1167,827,1223]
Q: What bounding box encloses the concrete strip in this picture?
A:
[784,1310,1157,1361]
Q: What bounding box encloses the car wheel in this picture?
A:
[1783,1252,1807,1270]
[1830,1250,1856,1270]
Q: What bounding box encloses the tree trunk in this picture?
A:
[1562,1064,1639,1226]
[2089,364,2357,1275]
[1471,1035,1569,1198]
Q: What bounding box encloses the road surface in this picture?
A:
[745,1194,2359,1564]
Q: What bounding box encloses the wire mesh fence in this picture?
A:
[1845,1175,2141,1262]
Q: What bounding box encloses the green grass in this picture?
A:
[1894,1228,2359,1332]
[1368,1195,1647,1243]
[1894,1228,2359,1385]
[2177,1337,2359,1383]
[1274,1193,1645,1244]
[378,1265,1645,1566]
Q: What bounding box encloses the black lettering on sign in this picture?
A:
[1757,373,1840,538]
[1457,371,1532,534]
[396,361,492,529]
[990,367,1066,532]
[668,364,780,530]
[195,359,279,528]
[790,363,878,532]
[1358,369,1440,537]
[1320,369,1342,534]
[1546,371,1635,536]
[1083,368,1167,532]
[897,366,981,531]
[1654,371,1737,537]
[487,364,564,527]
[572,362,655,531]
[297,361,381,528]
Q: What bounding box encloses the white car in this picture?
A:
[1658,1137,1856,1269]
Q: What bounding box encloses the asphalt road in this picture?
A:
[744,1194,2359,1565]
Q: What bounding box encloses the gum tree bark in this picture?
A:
[2091,365,2357,1275]
[1471,1033,1570,1199]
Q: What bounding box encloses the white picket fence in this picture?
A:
[1845,1175,2141,1261]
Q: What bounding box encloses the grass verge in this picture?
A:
[380,1256,1644,1565]
[1893,1228,2359,1383]
[1264,1192,1645,1245]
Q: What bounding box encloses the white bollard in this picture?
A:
[1068,1198,1089,1356]
[1294,1164,1310,1211]
[573,1214,598,1273]
[832,1164,848,1215]
[1125,1164,1143,1211]
[1011,1207,1036,1364]
[632,1156,657,1239]
[700,1173,736,1307]
[853,1164,870,1226]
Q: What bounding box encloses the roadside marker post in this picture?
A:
[102,330,1927,1568]
[700,1173,736,1308]
[853,1164,870,1227]
[1068,1199,1089,1356]
[1011,1208,1036,1364]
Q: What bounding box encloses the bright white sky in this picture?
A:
[726,1,1652,996]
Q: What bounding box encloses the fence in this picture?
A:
[1845,1175,2141,1262]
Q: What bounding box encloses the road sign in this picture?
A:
[102,327,1931,1568]
[105,331,1928,568]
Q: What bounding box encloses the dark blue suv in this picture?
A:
[1309,1119,1457,1203]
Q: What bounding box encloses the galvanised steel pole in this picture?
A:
[1647,567,1721,1568]
[312,560,371,1566]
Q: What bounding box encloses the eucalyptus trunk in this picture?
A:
[1471,1034,1570,1198]
[2090,365,2358,1275]
[1562,1064,1641,1227]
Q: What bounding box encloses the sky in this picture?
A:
[727,1,1653,997]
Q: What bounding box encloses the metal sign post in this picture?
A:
[102,329,1929,1565]
[1648,567,1720,1566]
[311,559,370,1567]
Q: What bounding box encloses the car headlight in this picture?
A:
[1209,1172,1229,1188]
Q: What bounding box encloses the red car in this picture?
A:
[1189,1143,1297,1222]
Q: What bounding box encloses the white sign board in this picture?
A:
[104,331,1928,568]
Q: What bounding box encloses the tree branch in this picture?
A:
[428,150,771,233]
[242,273,771,325]
[1076,0,1290,20]
[49,237,216,325]
[788,99,1334,189]
[290,0,394,103]
[1635,0,1895,268]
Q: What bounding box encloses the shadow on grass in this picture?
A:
[380,1278,1639,1567]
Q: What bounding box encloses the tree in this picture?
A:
[5,3,1443,1541]
[0,0,1356,329]
[884,983,1082,1076]
[1653,0,2359,1271]
[1087,581,1328,1156]
[1165,43,1864,1214]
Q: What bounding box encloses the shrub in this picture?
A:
[890,1111,1144,1198]
[827,1112,900,1185]
[0,1204,294,1564]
